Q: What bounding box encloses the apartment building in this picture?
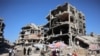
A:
[44,3,86,46]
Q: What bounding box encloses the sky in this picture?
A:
[0,0,100,42]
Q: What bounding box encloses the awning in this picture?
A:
[48,42,66,48]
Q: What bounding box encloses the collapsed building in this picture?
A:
[0,19,5,43]
[44,3,85,45]
[76,35,100,49]
[43,3,99,49]
[0,18,10,54]
[16,23,44,46]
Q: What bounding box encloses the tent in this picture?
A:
[48,42,66,48]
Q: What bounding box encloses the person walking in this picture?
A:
[23,47,26,55]
[12,48,16,56]
[9,48,13,56]
[41,48,45,56]
[27,47,32,56]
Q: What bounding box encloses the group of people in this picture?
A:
[23,47,32,56]
[49,49,78,56]
[9,48,16,56]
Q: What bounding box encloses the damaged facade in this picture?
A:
[44,3,86,46]
[43,3,100,50]
[0,19,5,43]
[16,23,44,46]
[0,18,10,54]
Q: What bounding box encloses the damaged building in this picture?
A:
[43,3,96,49]
[75,35,99,49]
[0,19,5,43]
[44,3,86,45]
[0,18,10,54]
[16,23,44,46]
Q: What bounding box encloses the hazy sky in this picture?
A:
[0,0,100,42]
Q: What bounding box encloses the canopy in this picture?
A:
[48,42,66,48]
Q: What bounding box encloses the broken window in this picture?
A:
[0,23,4,28]
[62,3,68,11]
[79,29,82,33]
[78,13,82,19]
[57,6,64,12]
[0,33,3,36]
[70,6,75,15]
[63,25,69,34]
[0,28,3,32]
[61,28,68,34]
[33,40,36,42]
[20,31,25,34]
[70,16,74,23]
[54,28,60,34]
[21,35,24,39]
[72,36,75,42]
[60,13,69,22]
[31,30,34,33]
[22,26,31,30]
[51,18,61,27]
[79,21,83,28]
[83,23,85,28]
[28,40,32,43]
[58,25,69,34]
[83,16,85,20]
[61,35,69,45]
[51,10,59,17]
[0,22,2,26]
